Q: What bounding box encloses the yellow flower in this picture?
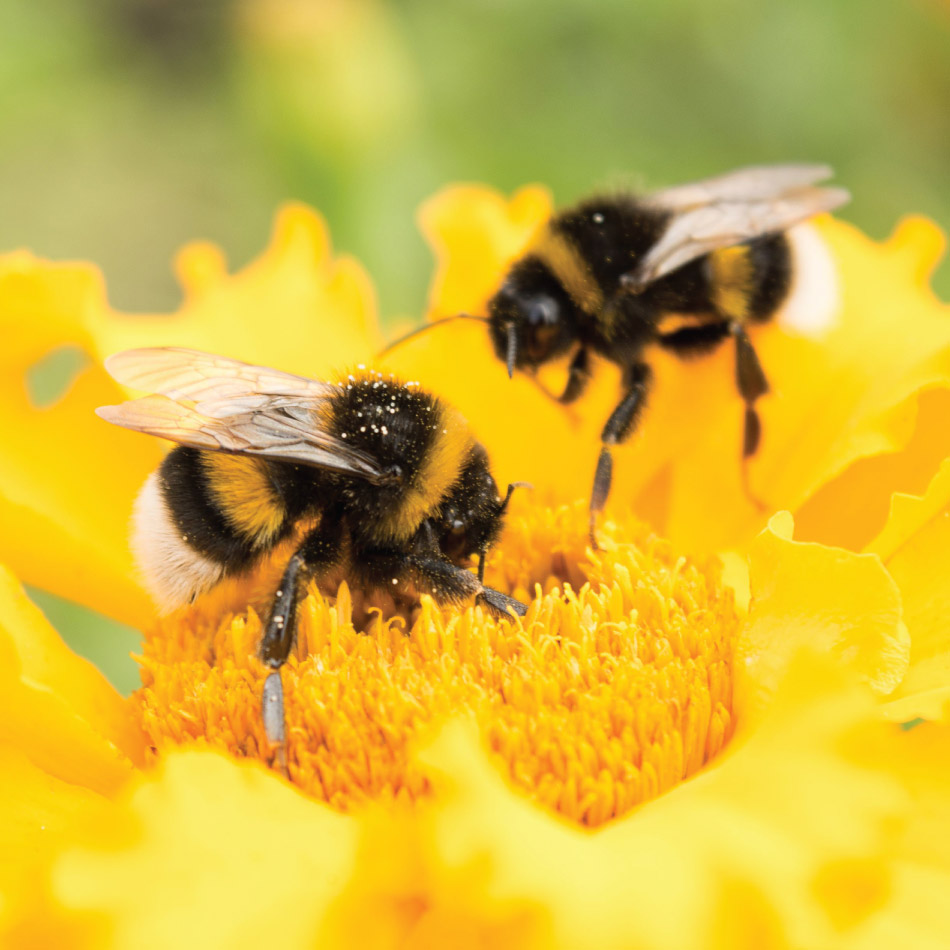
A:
[1,185,949,948]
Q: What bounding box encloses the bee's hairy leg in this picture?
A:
[559,347,591,404]
[590,362,652,549]
[366,551,528,619]
[409,554,482,602]
[259,552,308,671]
[408,555,528,619]
[730,322,770,510]
[258,515,342,769]
[258,550,306,775]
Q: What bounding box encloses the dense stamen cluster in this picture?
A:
[135,502,739,826]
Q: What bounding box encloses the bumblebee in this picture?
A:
[386,163,849,542]
[96,347,527,748]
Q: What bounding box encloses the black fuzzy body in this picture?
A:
[488,194,792,370]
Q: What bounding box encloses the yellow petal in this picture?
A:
[0,564,143,794]
[51,749,358,950]
[736,513,909,726]
[841,722,950,949]
[419,183,553,318]
[85,203,382,379]
[794,387,950,553]
[0,745,106,946]
[865,460,950,721]
[328,657,919,950]
[0,255,159,625]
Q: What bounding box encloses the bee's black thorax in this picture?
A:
[551,196,668,300]
[322,375,440,533]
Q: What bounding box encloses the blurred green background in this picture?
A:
[5,0,949,692]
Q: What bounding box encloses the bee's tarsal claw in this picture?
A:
[478,587,529,618]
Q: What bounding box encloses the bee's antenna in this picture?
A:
[505,322,518,378]
[379,313,489,358]
[499,481,533,515]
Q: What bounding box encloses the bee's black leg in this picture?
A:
[426,551,529,618]
[258,551,307,775]
[730,322,770,509]
[259,552,308,671]
[559,347,591,404]
[590,362,652,549]
[258,517,342,770]
[367,551,528,619]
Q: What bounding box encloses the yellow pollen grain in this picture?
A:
[134,502,739,828]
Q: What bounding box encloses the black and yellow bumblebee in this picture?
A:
[386,163,850,542]
[96,347,527,745]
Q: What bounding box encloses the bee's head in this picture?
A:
[488,260,578,377]
[434,447,528,568]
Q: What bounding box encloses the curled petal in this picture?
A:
[86,204,382,380]
[0,258,159,625]
[866,460,950,721]
[419,183,553,318]
[0,565,144,793]
[737,513,909,727]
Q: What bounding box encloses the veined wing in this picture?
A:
[626,165,850,290]
[98,348,385,482]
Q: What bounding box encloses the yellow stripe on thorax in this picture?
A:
[531,226,604,314]
[709,245,754,322]
[201,453,286,545]
[377,403,474,543]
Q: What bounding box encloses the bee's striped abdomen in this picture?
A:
[708,245,756,322]
[200,453,288,548]
[132,447,295,612]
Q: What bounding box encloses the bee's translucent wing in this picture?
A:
[627,165,850,290]
[97,348,385,482]
[104,347,328,406]
[648,163,836,210]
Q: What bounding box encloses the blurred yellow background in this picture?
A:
[4,0,949,689]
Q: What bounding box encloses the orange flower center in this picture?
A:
[134,501,739,827]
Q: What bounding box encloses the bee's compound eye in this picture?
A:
[451,519,465,533]
[524,294,559,326]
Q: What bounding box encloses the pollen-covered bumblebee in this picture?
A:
[386,163,850,541]
[96,348,527,746]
